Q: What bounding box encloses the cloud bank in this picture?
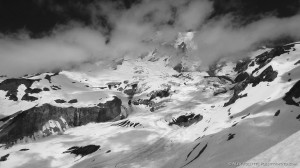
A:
[0,0,300,77]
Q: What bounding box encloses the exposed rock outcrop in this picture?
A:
[111,120,142,128]
[106,82,121,89]
[54,99,66,103]
[44,72,59,83]
[173,63,183,73]
[224,65,278,106]
[132,87,171,112]
[234,72,249,83]
[124,83,138,97]
[132,99,153,106]
[44,75,52,83]
[21,93,38,102]
[0,154,9,162]
[250,66,278,87]
[0,97,123,146]
[68,99,78,104]
[227,133,235,141]
[283,80,300,106]
[63,145,100,157]
[294,60,300,65]
[254,45,293,70]
[0,78,39,101]
[224,44,288,106]
[25,88,42,94]
[169,113,203,127]
[19,149,29,151]
[234,58,252,73]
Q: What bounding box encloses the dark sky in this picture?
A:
[211,0,300,25]
[0,0,299,37]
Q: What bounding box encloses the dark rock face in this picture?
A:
[224,65,277,106]
[0,154,9,162]
[235,58,252,73]
[250,66,278,87]
[224,43,289,107]
[249,61,255,67]
[54,99,66,103]
[106,82,121,89]
[0,78,39,101]
[97,97,123,122]
[0,97,122,146]
[26,88,42,94]
[124,88,135,96]
[68,99,78,104]
[234,72,249,83]
[184,143,208,167]
[43,87,50,91]
[283,80,300,106]
[274,110,280,116]
[0,111,22,123]
[254,45,293,70]
[228,45,294,106]
[132,87,171,112]
[169,113,203,127]
[124,83,138,97]
[7,94,18,101]
[173,63,183,73]
[44,72,59,83]
[149,87,171,100]
[224,79,248,107]
[63,145,100,157]
[294,60,300,65]
[241,113,250,119]
[19,149,29,151]
[227,133,235,141]
[186,143,201,160]
[232,123,238,127]
[21,93,38,101]
[132,99,153,106]
[111,120,142,128]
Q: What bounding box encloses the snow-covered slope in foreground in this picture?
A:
[1,42,300,168]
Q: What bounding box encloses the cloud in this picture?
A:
[0,27,108,77]
[1,0,300,77]
[190,14,300,68]
[176,0,213,30]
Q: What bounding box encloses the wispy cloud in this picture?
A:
[0,0,300,77]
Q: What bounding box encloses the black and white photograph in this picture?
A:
[0,0,300,167]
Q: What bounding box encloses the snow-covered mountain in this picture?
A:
[0,34,300,168]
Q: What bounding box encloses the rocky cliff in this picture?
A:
[0,96,122,146]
